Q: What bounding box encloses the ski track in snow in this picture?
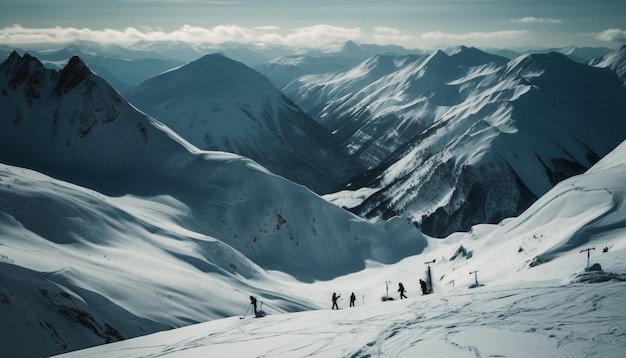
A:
[55,282,626,358]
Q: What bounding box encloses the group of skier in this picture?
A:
[331,291,358,309]
[331,278,431,310]
[396,279,430,300]
[245,278,431,317]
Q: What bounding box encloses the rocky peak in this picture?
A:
[2,52,48,89]
[5,50,22,66]
[1,52,53,107]
[53,55,92,97]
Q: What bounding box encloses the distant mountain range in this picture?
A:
[277,46,626,237]
[3,40,625,238]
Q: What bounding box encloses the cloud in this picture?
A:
[373,27,412,44]
[595,28,626,43]
[282,24,362,47]
[0,24,362,48]
[510,17,562,24]
[253,26,281,31]
[421,30,527,41]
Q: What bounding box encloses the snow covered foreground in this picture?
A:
[53,140,626,357]
[54,282,626,358]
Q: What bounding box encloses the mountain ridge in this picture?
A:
[314,50,626,236]
[124,53,363,194]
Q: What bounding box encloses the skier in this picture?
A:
[332,292,341,310]
[349,292,356,307]
[250,295,258,316]
[398,282,407,299]
[420,279,429,295]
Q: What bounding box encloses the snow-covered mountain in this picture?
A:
[314,49,626,237]
[54,135,626,358]
[591,45,626,86]
[480,46,613,63]
[256,53,363,89]
[555,46,613,63]
[283,47,510,168]
[123,53,363,194]
[0,51,424,357]
[256,40,423,89]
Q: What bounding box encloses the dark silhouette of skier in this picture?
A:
[349,292,356,307]
[420,279,429,295]
[250,295,258,316]
[398,282,407,299]
[332,292,341,310]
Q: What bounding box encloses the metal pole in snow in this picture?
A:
[424,259,435,293]
[579,247,595,268]
[385,280,392,299]
[470,270,479,285]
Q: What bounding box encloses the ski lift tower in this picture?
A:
[470,270,479,285]
[385,280,392,301]
[424,259,436,293]
[580,247,595,268]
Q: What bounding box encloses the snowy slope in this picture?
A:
[123,53,363,194]
[324,51,626,237]
[52,283,626,358]
[591,45,626,86]
[284,47,510,168]
[53,138,626,358]
[256,54,362,89]
[0,52,425,357]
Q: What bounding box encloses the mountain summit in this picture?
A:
[123,53,362,193]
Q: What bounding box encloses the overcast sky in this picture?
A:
[1,0,625,50]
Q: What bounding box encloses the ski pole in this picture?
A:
[240,303,251,319]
